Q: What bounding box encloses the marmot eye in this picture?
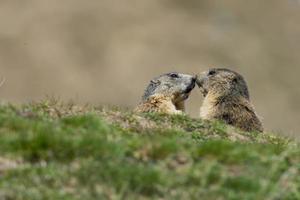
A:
[208,70,216,76]
[169,73,179,78]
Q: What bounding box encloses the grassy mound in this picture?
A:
[0,100,299,200]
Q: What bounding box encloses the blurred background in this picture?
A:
[0,0,299,137]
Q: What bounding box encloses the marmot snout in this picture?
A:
[197,68,263,132]
[135,72,196,114]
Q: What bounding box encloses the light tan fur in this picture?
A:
[200,92,218,120]
[135,94,182,114]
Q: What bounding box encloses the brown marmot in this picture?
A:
[196,68,263,132]
[135,72,196,114]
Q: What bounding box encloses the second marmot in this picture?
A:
[197,68,263,132]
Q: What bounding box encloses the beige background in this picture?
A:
[0,0,300,137]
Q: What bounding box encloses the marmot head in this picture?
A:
[197,68,249,99]
[142,72,196,103]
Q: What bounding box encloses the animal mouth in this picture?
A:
[185,82,195,94]
[181,80,196,100]
[196,78,208,97]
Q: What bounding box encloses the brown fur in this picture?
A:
[135,94,182,114]
[197,68,263,132]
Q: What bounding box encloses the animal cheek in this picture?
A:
[162,84,171,90]
[203,81,211,89]
[196,77,206,87]
[165,84,172,88]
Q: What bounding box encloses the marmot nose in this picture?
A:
[192,75,197,82]
[196,77,204,87]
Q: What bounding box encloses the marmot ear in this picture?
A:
[232,77,238,84]
[143,79,161,100]
[150,79,161,86]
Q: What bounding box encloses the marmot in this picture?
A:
[135,72,196,114]
[196,68,263,132]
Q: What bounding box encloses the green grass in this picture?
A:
[0,100,299,200]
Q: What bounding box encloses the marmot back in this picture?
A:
[197,68,263,132]
[135,72,196,114]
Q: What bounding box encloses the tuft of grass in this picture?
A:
[0,100,299,200]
